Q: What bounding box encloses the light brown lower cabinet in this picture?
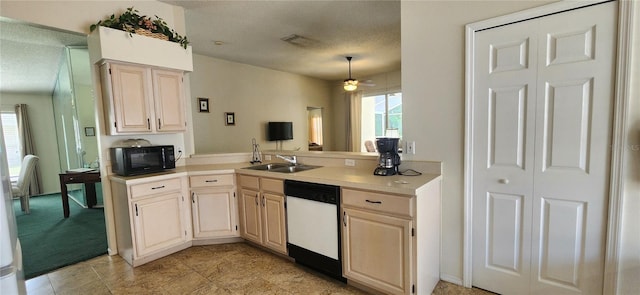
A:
[238,175,287,254]
[341,181,441,295]
[111,175,191,267]
[132,192,188,256]
[189,174,239,240]
[342,206,412,294]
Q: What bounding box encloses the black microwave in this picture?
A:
[110,145,175,176]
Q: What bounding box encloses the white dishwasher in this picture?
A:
[284,180,344,281]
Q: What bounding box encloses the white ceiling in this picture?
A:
[0,20,87,94]
[0,0,400,94]
[162,0,401,81]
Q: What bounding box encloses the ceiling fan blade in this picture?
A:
[336,80,375,87]
[360,80,376,86]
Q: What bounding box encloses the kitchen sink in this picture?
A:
[243,163,291,171]
[242,163,321,173]
[270,164,321,173]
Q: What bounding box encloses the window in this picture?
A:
[361,92,402,145]
[1,112,22,177]
[308,107,323,146]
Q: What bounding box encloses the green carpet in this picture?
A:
[14,194,108,279]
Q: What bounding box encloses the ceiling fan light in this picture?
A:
[344,79,358,91]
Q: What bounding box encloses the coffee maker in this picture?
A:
[373,137,401,176]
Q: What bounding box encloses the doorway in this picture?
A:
[465,1,617,294]
[307,106,324,151]
[0,19,107,278]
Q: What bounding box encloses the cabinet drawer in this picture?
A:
[130,178,182,198]
[342,188,413,217]
[239,175,260,190]
[260,178,283,194]
[190,174,234,188]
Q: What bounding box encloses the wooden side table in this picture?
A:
[59,171,101,218]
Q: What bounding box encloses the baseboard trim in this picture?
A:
[191,237,243,246]
[440,274,463,286]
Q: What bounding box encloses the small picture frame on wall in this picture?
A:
[198,98,209,113]
[84,127,95,137]
[225,112,235,126]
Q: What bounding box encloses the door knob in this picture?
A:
[499,178,510,184]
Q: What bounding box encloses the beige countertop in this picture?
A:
[110,162,441,196]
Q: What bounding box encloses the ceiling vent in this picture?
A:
[280,34,315,47]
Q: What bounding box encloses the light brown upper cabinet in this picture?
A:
[100,62,186,135]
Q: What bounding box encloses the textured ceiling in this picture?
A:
[0,20,87,94]
[161,0,401,81]
[0,1,400,94]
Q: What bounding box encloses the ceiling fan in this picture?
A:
[343,56,375,91]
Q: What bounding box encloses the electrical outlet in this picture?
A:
[265,155,272,161]
[345,159,356,166]
[177,146,183,154]
[406,141,416,154]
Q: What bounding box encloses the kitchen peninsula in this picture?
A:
[109,151,441,295]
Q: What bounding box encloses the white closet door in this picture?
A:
[472,2,616,294]
[530,2,616,293]
[472,18,537,295]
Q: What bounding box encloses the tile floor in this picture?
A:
[25,242,494,294]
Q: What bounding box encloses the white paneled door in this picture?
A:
[471,2,616,294]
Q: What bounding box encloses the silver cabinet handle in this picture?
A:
[152,185,165,190]
[191,192,195,204]
[499,179,510,184]
[255,195,258,205]
[365,199,382,204]
[205,179,218,183]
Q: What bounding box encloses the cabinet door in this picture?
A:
[240,188,262,244]
[262,192,287,254]
[152,69,185,132]
[107,63,153,133]
[132,192,187,257]
[342,207,412,295]
[191,187,238,239]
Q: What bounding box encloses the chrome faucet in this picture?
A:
[276,154,297,165]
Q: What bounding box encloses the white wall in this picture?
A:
[401,0,556,283]
[189,54,333,153]
[402,1,640,292]
[618,2,640,293]
[0,93,61,194]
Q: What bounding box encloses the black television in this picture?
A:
[268,122,293,141]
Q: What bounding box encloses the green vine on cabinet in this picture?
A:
[90,7,189,49]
